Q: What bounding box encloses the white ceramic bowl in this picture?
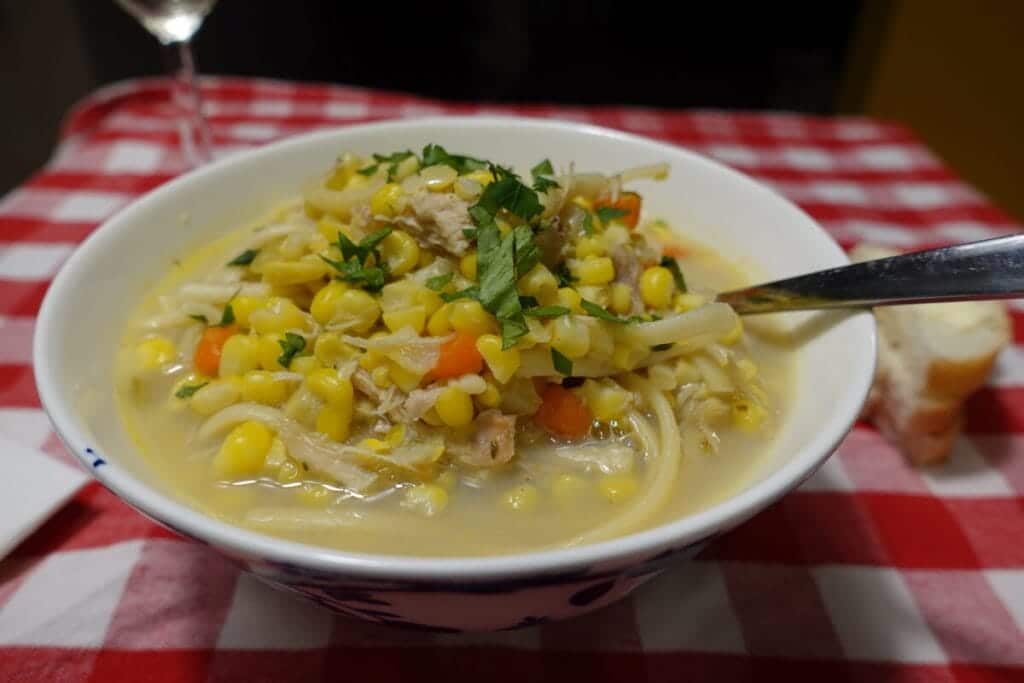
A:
[34,117,874,631]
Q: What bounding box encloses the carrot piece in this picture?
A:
[595,191,642,229]
[431,331,484,380]
[535,384,593,439]
[194,325,236,376]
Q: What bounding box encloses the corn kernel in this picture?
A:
[290,355,319,375]
[402,483,449,517]
[460,252,478,280]
[571,256,615,286]
[518,263,558,300]
[381,230,420,277]
[308,232,330,254]
[337,289,381,334]
[610,283,633,315]
[188,379,241,416]
[572,196,594,211]
[453,176,482,201]
[250,297,307,334]
[383,305,427,334]
[732,398,767,431]
[313,332,348,366]
[575,236,606,259]
[261,259,330,286]
[371,365,391,388]
[476,380,501,408]
[435,387,474,427]
[230,296,265,328]
[304,200,324,220]
[370,182,404,217]
[476,334,520,383]
[612,344,648,371]
[310,281,347,325]
[420,164,458,192]
[263,436,287,472]
[316,402,352,441]
[427,303,452,336]
[720,318,743,346]
[449,299,495,336]
[306,368,353,406]
[501,483,539,512]
[582,379,633,421]
[550,315,591,359]
[550,473,587,507]
[388,362,423,393]
[213,421,274,477]
[317,217,346,242]
[257,333,285,371]
[555,287,583,313]
[135,336,176,370]
[466,169,495,186]
[598,474,638,503]
[640,266,674,309]
[393,155,420,181]
[674,292,706,312]
[421,407,443,427]
[219,334,261,377]
[242,370,291,405]
[418,250,436,269]
[359,437,389,452]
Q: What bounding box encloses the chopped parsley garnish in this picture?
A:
[421,144,488,175]
[227,249,258,266]
[660,256,688,293]
[580,299,632,324]
[551,347,573,376]
[523,305,571,318]
[216,303,236,327]
[530,159,560,193]
[277,332,306,368]
[321,227,393,292]
[512,225,540,278]
[462,228,478,241]
[189,314,208,324]
[358,150,416,180]
[441,286,480,302]
[425,273,454,291]
[175,382,208,399]
[581,211,595,236]
[596,206,629,225]
[475,167,543,222]
[518,295,539,309]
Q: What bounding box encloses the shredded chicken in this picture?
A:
[351,369,403,416]
[449,410,517,468]
[402,191,473,256]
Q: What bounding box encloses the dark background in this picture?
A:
[2,1,1022,220]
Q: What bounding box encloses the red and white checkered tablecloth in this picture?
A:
[1,77,1022,682]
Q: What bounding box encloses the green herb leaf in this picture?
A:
[277,332,306,369]
[426,273,454,291]
[518,295,539,309]
[189,314,208,324]
[523,305,571,318]
[580,299,630,324]
[512,225,540,279]
[175,382,208,399]
[421,144,489,175]
[551,347,573,376]
[227,249,258,266]
[533,176,560,193]
[462,228,478,241]
[217,303,236,327]
[320,227,394,292]
[554,262,575,287]
[596,206,629,224]
[441,286,480,302]
[581,211,594,236]
[371,150,416,180]
[660,256,688,293]
[356,164,379,176]
[475,175,543,222]
[531,159,555,176]
[360,227,393,254]
[500,314,529,350]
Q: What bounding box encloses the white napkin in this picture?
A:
[0,436,89,559]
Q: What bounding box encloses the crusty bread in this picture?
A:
[851,243,1012,465]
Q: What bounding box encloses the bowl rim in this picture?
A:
[34,115,876,580]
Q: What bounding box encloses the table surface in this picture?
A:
[1,77,1022,682]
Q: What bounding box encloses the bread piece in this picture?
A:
[851,243,1011,465]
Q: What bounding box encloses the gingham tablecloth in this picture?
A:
[1,77,1022,682]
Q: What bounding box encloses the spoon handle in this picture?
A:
[716,234,1024,315]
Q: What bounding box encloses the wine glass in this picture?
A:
[114,0,217,167]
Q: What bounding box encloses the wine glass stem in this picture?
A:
[171,39,213,167]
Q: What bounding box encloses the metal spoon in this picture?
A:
[715,234,1024,315]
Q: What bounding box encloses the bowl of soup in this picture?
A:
[34,116,874,630]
